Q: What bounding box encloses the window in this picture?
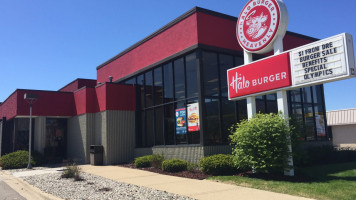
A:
[163,63,174,103]
[137,75,144,109]
[256,95,266,113]
[221,98,235,143]
[45,118,67,160]
[288,85,327,141]
[164,104,175,145]
[186,53,198,98]
[145,109,154,147]
[201,51,248,145]
[145,71,153,108]
[155,106,164,145]
[219,54,234,97]
[237,99,247,122]
[266,94,278,113]
[204,97,221,144]
[154,67,163,105]
[130,49,328,147]
[174,58,185,100]
[202,51,219,97]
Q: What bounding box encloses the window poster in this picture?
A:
[175,108,187,134]
[187,103,200,132]
[315,114,326,136]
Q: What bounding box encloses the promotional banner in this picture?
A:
[175,108,187,134]
[315,115,326,137]
[187,103,200,132]
[228,52,292,100]
[290,33,355,87]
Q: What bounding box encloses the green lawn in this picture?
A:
[207,162,356,200]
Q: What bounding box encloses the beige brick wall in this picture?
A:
[103,110,135,165]
[67,114,91,163]
[153,146,204,164]
[67,110,135,165]
[134,145,232,164]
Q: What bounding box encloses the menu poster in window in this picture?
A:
[315,115,326,137]
[175,108,187,134]
[187,103,200,132]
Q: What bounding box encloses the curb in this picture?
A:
[0,170,63,200]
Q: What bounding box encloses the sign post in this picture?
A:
[244,51,255,119]
[236,0,291,176]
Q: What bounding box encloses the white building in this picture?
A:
[327,108,356,148]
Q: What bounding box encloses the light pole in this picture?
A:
[24,93,38,169]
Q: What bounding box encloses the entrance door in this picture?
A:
[45,118,67,163]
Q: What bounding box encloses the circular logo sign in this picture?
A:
[237,0,287,54]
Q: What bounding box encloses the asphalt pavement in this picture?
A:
[0,179,26,200]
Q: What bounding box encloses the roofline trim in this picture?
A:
[58,78,97,92]
[0,89,74,111]
[96,6,319,70]
[327,108,356,112]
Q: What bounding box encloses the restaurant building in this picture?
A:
[0,7,329,164]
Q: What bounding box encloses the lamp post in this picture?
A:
[24,93,38,169]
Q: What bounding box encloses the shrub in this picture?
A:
[199,154,237,175]
[0,150,36,169]
[134,154,165,168]
[61,162,82,181]
[162,159,187,172]
[150,154,164,169]
[134,155,152,168]
[187,162,199,172]
[230,113,292,173]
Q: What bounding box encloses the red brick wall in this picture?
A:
[16,90,75,117]
[97,13,199,83]
[0,91,18,120]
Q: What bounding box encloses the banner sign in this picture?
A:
[290,33,355,87]
[228,33,355,100]
[228,52,291,100]
[187,103,200,132]
[175,108,187,134]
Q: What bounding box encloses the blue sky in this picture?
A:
[0,0,355,111]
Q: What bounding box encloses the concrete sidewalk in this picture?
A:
[81,165,312,200]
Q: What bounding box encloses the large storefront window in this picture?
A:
[202,51,248,145]
[121,48,327,148]
[132,51,200,147]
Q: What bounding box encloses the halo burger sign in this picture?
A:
[228,0,355,100]
[237,0,288,53]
